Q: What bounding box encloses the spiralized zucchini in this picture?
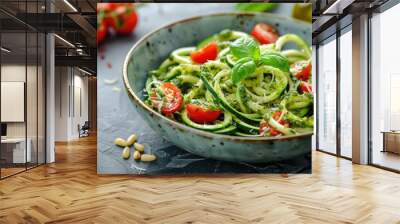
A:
[144,28,313,137]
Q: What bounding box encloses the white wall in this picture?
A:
[72,73,89,138]
[55,66,69,141]
[1,65,37,138]
[1,65,26,136]
[1,82,25,122]
[54,67,89,141]
[1,63,46,164]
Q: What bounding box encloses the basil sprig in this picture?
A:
[230,36,260,60]
[231,58,256,84]
[230,36,289,84]
[259,53,290,73]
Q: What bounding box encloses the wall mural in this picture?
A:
[97,3,313,174]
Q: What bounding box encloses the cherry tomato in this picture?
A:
[150,83,183,116]
[272,111,289,127]
[97,3,118,29]
[97,3,138,36]
[259,112,289,136]
[97,3,120,13]
[269,127,281,136]
[186,104,222,123]
[259,120,281,136]
[291,61,311,81]
[272,111,283,121]
[97,22,107,44]
[191,42,218,64]
[259,120,270,136]
[299,81,312,94]
[251,23,279,45]
[113,4,138,35]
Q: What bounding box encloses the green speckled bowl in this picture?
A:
[123,12,312,163]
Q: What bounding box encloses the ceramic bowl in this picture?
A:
[123,12,312,163]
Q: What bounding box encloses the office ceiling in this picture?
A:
[0,0,97,74]
[1,32,45,64]
[0,0,96,14]
[312,0,390,44]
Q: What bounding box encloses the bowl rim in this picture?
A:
[123,12,313,143]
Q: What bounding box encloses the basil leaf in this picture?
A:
[259,53,290,72]
[231,57,256,84]
[235,3,278,12]
[230,37,260,60]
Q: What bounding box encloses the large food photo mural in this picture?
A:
[97,3,313,174]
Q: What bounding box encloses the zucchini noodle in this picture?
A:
[144,28,313,137]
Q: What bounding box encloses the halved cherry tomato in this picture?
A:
[150,83,183,116]
[299,81,312,94]
[259,120,270,136]
[291,61,311,81]
[97,22,107,44]
[191,42,218,64]
[260,120,281,136]
[186,104,221,123]
[269,127,281,136]
[251,23,279,45]
[259,111,289,136]
[272,111,289,127]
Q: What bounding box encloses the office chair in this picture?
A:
[79,121,90,138]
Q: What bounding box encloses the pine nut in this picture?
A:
[114,137,127,147]
[126,134,137,146]
[140,154,156,162]
[133,150,141,160]
[104,79,117,85]
[122,147,130,159]
[134,143,145,153]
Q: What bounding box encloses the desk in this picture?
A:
[382,131,400,154]
[1,138,31,163]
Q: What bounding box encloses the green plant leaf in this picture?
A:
[230,37,260,60]
[235,3,278,12]
[231,57,256,84]
[259,53,290,72]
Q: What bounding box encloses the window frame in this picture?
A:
[315,22,353,161]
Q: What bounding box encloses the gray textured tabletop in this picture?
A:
[97,3,310,174]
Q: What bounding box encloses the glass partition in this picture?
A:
[339,27,352,158]
[1,30,28,177]
[317,36,337,155]
[27,30,38,169]
[0,1,46,179]
[370,3,400,171]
